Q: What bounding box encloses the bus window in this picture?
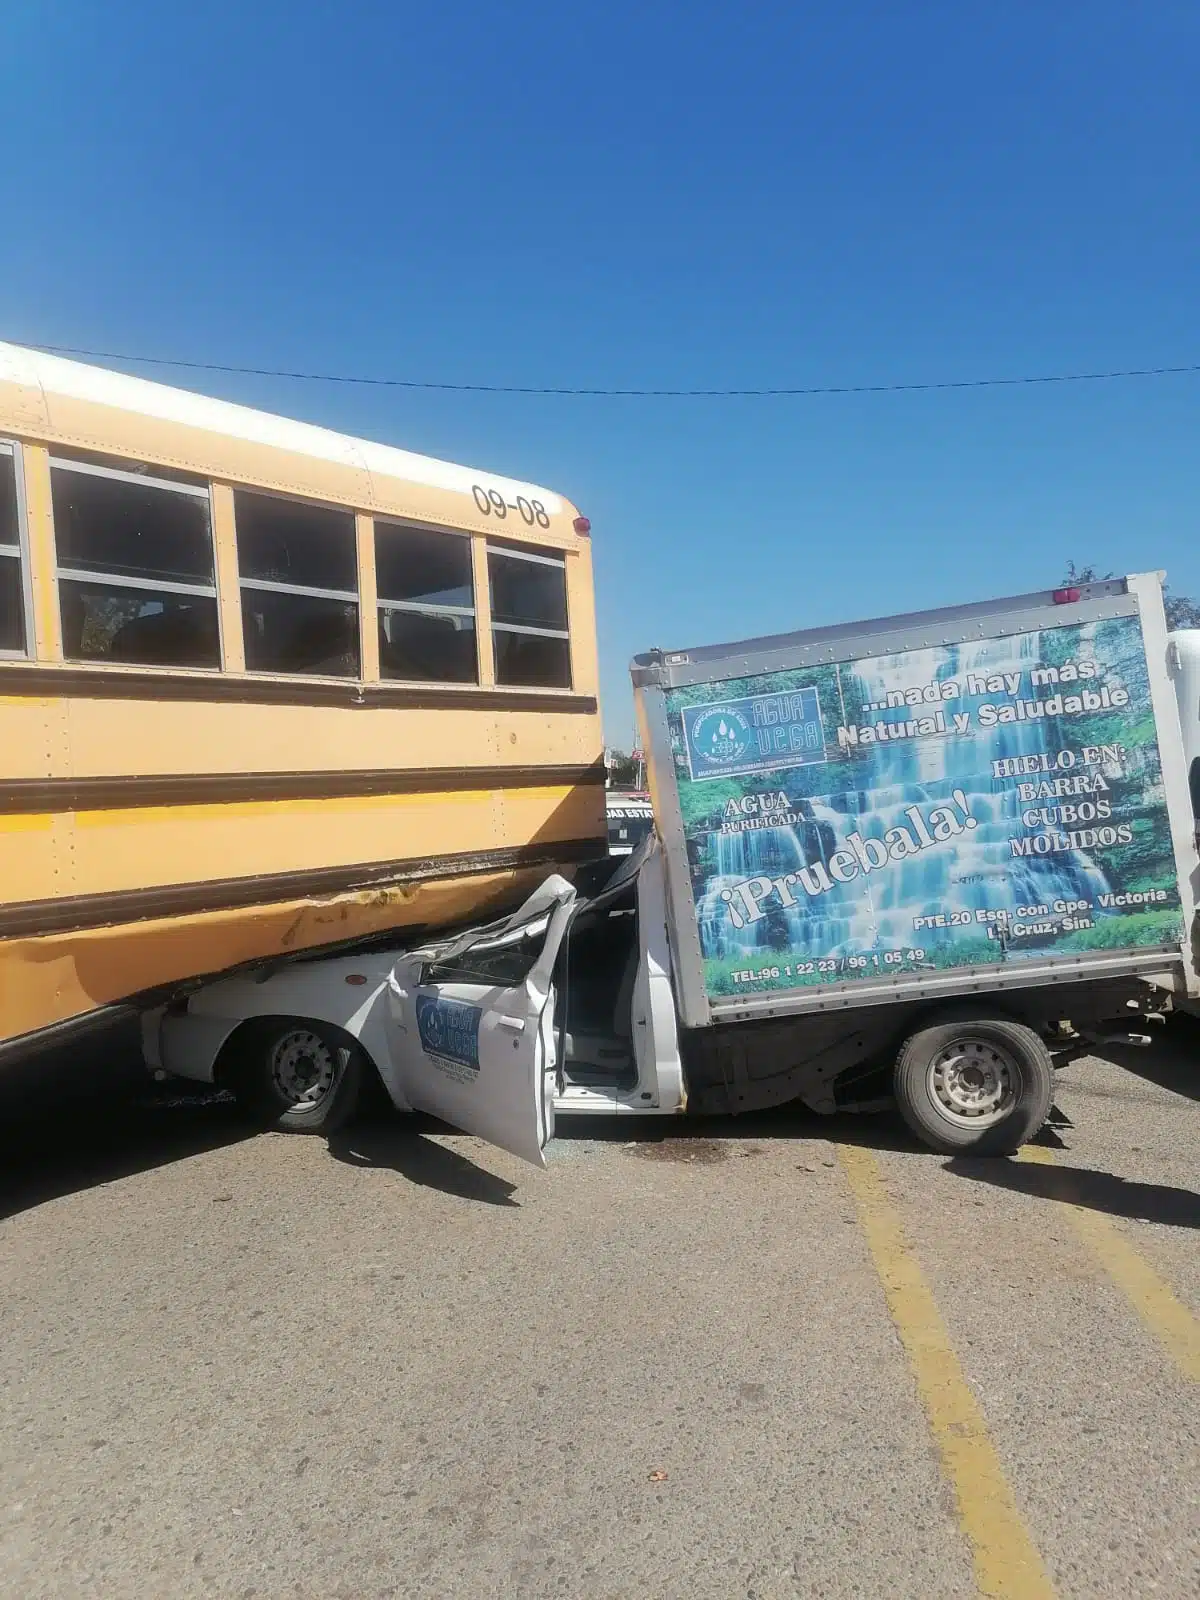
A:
[51,454,220,668]
[375,520,477,683]
[235,490,360,677]
[0,443,28,655]
[488,538,571,689]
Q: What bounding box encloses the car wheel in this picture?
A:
[230,1019,364,1134]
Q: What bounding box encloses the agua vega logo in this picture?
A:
[415,994,481,1072]
[681,686,828,781]
[690,706,753,767]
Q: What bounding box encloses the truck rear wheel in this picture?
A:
[227,1018,364,1134]
[892,1014,1053,1156]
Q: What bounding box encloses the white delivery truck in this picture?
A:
[145,573,1199,1162]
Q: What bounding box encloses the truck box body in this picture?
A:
[633,573,1199,1033]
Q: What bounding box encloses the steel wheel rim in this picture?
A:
[269,1029,337,1110]
[926,1036,1019,1129]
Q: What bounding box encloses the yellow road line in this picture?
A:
[1018,1145,1200,1381]
[838,1145,1057,1600]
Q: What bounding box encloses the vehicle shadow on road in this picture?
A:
[0,1020,263,1221]
[0,1090,258,1223]
[944,1155,1200,1230]
[327,1119,520,1206]
[1097,1018,1200,1103]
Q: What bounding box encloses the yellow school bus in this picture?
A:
[0,341,605,1053]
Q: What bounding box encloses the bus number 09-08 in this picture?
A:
[472,484,551,528]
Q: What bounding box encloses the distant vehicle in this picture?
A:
[0,342,605,1061]
[606,792,654,854]
[147,573,1199,1163]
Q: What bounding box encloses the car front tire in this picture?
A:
[228,1018,364,1134]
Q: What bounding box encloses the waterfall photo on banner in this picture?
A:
[663,615,1183,1001]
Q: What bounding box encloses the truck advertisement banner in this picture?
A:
[663,615,1184,1001]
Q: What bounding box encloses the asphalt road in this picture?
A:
[0,1022,1196,1599]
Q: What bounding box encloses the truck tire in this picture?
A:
[892,1013,1053,1156]
[227,1018,364,1134]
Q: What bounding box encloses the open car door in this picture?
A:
[384,876,577,1168]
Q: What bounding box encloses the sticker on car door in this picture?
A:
[415,994,482,1083]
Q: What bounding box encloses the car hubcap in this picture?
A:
[927,1036,1018,1129]
[269,1030,337,1109]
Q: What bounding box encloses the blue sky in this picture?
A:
[2,2,1196,742]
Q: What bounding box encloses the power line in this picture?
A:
[21,341,1200,398]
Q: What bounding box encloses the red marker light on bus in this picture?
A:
[1052,587,1081,605]
[573,516,591,536]
[344,974,368,986]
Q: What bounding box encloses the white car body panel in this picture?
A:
[633,842,684,1111]
[148,842,685,1155]
[386,878,575,1167]
[151,950,400,1086]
